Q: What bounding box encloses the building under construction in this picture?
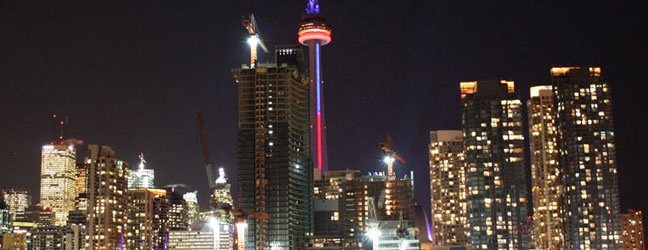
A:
[233,45,312,249]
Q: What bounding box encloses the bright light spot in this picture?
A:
[383,156,394,164]
[400,240,409,250]
[247,36,259,47]
[208,217,219,229]
[367,227,381,241]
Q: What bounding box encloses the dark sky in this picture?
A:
[1,0,647,225]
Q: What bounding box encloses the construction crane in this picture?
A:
[378,134,407,179]
[242,13,269,68]
[195,112,216,190]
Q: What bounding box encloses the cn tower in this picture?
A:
[298,0,332,172]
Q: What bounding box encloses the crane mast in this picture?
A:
[196,112,216,189]
[242,13,268,68]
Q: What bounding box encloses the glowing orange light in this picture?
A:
[298,28,332,45]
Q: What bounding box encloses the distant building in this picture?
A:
[40,144,77,226]
[73,163,88,211]
[0,195,10,239]
[551,67,622,249]
[26,226,73,250]
[183,191,200,226]
[168,224,234,250]
[165,187,189,231]
[428,130,467,246]
[126,188,168,250]
[12,205,54,233]
[528,85,564,249]
[86,145,129,250]
[1,233,27,249]
[460,79,529,249]
[128,153,155,189]
[233,45,312,249]
[621,210,644,250]
[2,189,31,221]
[310,170,417,249]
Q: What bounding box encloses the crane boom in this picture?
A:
[196,112,216,189]
[242,13,269,68]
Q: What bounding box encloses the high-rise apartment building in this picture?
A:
[2,189,31,221]
[86,145,129,250]
[460,79,529,249]
[428,130,467,246]
[166,188,189,231]
[528,85,564,249]
[620,210,644,250]
[233,45,312,249]
[126,188,168,250]
[40,144,77,226]
[551,67,621,249]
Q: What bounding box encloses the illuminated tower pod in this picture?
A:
[428,130,468,246]
[40,144,77,226]
[298,0,332,172]
[551,67,621,249]
[527,85,564,250]
[460,79,529,250]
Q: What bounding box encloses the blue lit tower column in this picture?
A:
[299,0,331,173]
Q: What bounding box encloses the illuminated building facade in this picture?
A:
[428,130,468,246]
[298,0,332,172]
[74,163,89,211]
[528,85,564,249]
[40,144,77,226]
[233,45,312,249]
[551,67,621,249]
[168,228,234,250]
[183,191,200,226]
[126,188,168,250]
[86,145,129,250]
[460,79,529,249]
[166,188,189,231]
[128,153,155,189]
[620,210,644,250]
[211,168,233,210]
[311,170,416,249]
[0,195,9,237]
[2,189,31,221]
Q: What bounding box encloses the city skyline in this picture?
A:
[2,1,648,246]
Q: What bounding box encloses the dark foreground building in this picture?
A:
[460,79,529,249]
[233,45,312,249]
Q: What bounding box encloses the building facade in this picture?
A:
[183,191,200,226]
[460,79,529,249]
[233,46,312,249]
[551,67,622,249]
[169,229,233,250]
[528,85,564,249]
[86,145,129,250]
[428,130,467,246]
[166,188,189,231]
[126,188,168,250]
[2,189,31,221]
[40,144,77,226]
[620,210,644,250]
[127,154,154,189]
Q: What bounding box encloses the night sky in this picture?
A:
[2,0,647,228]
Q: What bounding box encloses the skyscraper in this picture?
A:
[2,189,31,221]
[166,187,189,231]
[460,79,529,249]
[233,45,312,249]
[528,85,564,249]
[620,210,644,250]
[298,0,332,172]
[551,67,622,249]
[428,130,468,246]
[128,153,155,189]
[40,144,77,226]
[86,145,129,250]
